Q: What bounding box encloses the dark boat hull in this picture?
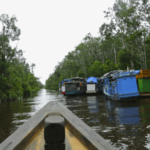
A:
[65,91,85,95]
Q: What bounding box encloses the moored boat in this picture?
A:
[103,71,120,99]
[61,79,71,95]
[103,70,140,100]
[86,77,100,93]
[65,77,86,95]
[135,70,150,96]
[0,102,116,150]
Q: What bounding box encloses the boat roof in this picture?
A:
[112,70,140,78]
[61,79,71,84]
[103,70,124,78]
[87,77,98,83]
[133,70,140,74]
[63,79,71,82]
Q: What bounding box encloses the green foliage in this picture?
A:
[46,0,150,90]
[0,14,43,101]
[77,70,85,78]
[89,61,103,77]
[117,49,141,70]
[117,50,131,70]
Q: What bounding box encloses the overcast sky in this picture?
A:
[0,0,116,84]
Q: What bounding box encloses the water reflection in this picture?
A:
[60,95,150,150]
[106,100,141,125]
[0,89,61,143]
[87,96,100,114]
[139,100,150,124]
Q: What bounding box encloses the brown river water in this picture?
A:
[0,89,150,150]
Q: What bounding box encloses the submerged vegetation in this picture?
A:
[0,14,43,101]
[46,0,150,90]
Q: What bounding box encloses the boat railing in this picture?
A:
[103,70,125,78]
[113,71,136,78]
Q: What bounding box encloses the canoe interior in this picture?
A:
[25,127,87,150]
[0,102,116,150]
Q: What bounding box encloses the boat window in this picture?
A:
[109,77,114,82]
[65,83,79,91]
[80,80,85,83]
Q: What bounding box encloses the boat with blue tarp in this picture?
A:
[65,77,86,95]
[86,77,100,93]
[103,70,140,100]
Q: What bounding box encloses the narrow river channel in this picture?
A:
[0,89,150,150]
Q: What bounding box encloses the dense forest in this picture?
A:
[0,14,43,101]
[46,0,150,90]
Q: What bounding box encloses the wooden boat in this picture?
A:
[135,70,150,96]
[103,70,139,100]
[0,102,116,150]
[65,77,86,95]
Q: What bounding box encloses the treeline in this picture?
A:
[46,0,150,90]
[0,14,43,101]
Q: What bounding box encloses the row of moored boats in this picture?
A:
[59,70,150,100]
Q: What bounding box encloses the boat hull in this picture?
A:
[62,92,65,94]
[103,88,139,100]
[62,85,65,95]
[86,91,97,93]
[65,91,85,95]
[103,72,140,101]
[0,102,116,150]
[86,83,100,93]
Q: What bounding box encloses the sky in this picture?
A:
[0,0,116,84]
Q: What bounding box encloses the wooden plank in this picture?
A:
[25,128,88,150]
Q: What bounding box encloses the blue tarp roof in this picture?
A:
[64,79,71,82]
[87,77,98,83]
[61,79,71,84]
[134,70,140,74]
[113,70,141,78]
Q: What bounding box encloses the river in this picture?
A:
[0,89,150,150]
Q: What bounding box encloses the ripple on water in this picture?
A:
[60,94,150,150]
